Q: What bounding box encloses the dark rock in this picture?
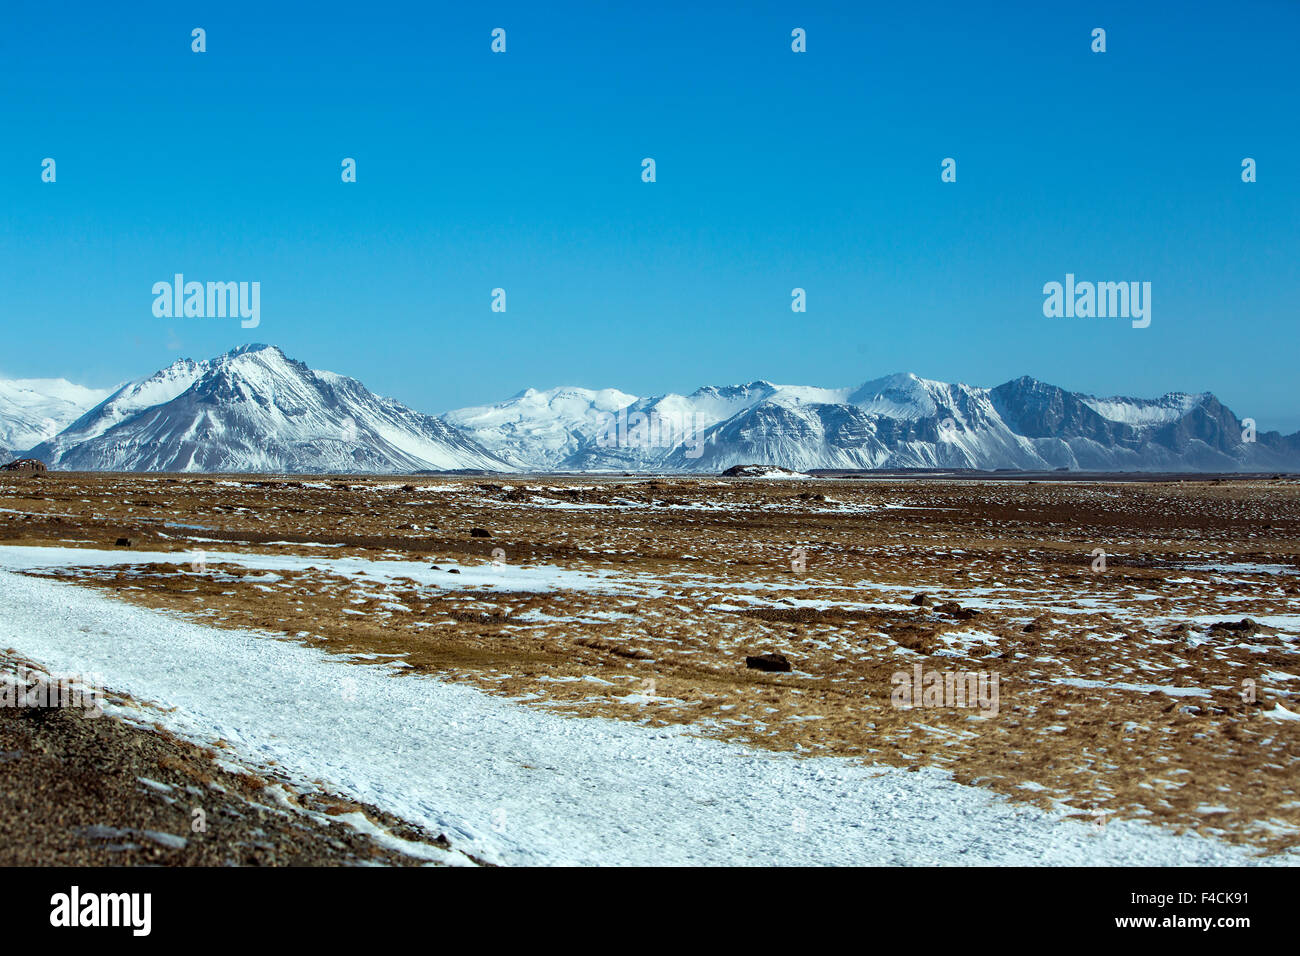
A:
[2,458,47,473]
[470,528,491,538]
[745,652,792,673]
[1208,618,1259,636]
[935,601,979,620]
[722,464,804,478]
[447,568,460,574]
[115,538,132,547]
[910,593,930,606]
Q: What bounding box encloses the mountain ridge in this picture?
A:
[446,371,1299,473]
[6,347,1297,473]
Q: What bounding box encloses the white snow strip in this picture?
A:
[1051,678,1212,698]
[0,545,628,597]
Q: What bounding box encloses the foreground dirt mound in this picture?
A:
[0,653,462,866]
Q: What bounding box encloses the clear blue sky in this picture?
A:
[2,0,1297,430]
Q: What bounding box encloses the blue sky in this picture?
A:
[2,0,1297,430]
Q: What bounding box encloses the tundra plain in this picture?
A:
[2,471,1297,857]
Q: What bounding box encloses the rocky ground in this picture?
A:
[0,649,468,866]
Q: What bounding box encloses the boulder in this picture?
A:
[1208,618,1259,637]
[745,652,792,673]
[1,458,47,473]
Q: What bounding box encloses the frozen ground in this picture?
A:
[0,559,1291,866]
[0,543,629,596]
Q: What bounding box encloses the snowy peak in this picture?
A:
[29,346,511,474]
[690,381,776,401]
[442,385,638,469]
[988,376,1109,440]
[224,342,279,359]
[847,372,959,419]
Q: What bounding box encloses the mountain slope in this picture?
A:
[442,386,638,469]
[30,345,512,473]
[0,378,114,457]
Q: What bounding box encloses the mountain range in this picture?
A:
[3,344,1296,473]
[445,375,1300,473]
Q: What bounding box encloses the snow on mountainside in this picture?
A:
[29,345,511,473]
[1082,392,1207,426]
[446,372,1300,473]
[17,349,1299,474]
[442,386,637,469]
[0,377,114,455]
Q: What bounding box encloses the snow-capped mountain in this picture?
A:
[442,386,638,469]
[29,345,511,473]
[444,372,1300,473]
[0,377,114,459]
[16,348,1298,474]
